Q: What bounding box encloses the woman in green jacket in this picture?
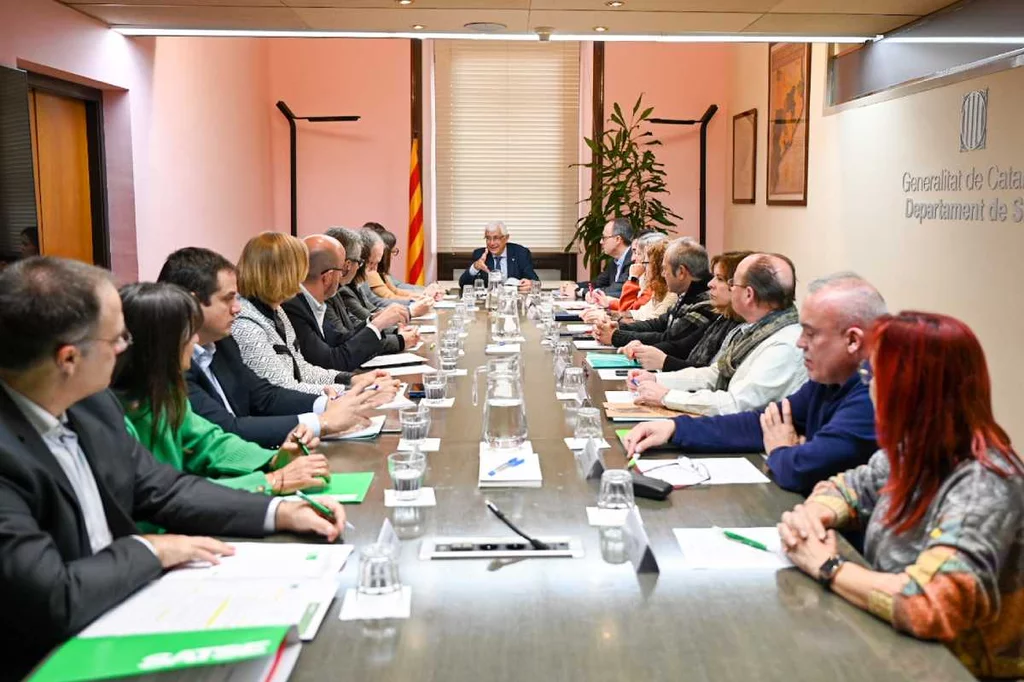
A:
[113,281,331,494]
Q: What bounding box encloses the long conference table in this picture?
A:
[281,304,974,682]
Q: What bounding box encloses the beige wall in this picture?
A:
[726,43,1024,442]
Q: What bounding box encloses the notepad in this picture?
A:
[586,353,639,369]
[384,364,437,377]
[325,415,386,440]
[565,323,593,333]
[598,369,631,381]
[478,442,542,488]
[673,528,792,570]
[360,352,427,369]
[603,390,636,404]
[574,340,616,350]
[603,402,678,421]
[375,384,415,411]
[302,472,374,503]
[635,457,769,486]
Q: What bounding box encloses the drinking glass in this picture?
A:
[560,366,586,397]
[387,451,426,502]
[439,346,459,372]
[423,372,448,403]
[399,405,430,445]
[597,469,635,510]
[474,279,486,300]
[574,406,602,441]
[357,543,401,595]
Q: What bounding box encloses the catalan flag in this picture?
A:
[407,139,425,286]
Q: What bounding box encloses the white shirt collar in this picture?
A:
[300,284,327,315]
[0,380,64,437]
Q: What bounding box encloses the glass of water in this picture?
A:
[399,405,430,445]
[439,346,459,372]
[560,366,586,396]
[597,469,635,510]
[387,451,426,502]
[423,372,448,403]
[574,406,602,440]
[358,542,401,595]
[474,279,486,300]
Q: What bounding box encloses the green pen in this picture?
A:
[295,490,336,522]
[719,527,769,552]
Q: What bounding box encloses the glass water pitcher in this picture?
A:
[477,368,528,450]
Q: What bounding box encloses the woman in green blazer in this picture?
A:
[113,281,331,494]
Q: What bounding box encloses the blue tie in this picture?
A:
[494,256,502,274]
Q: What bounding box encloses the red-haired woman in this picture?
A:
[777,311,1023,679]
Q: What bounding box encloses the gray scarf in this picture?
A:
[715,306,799,390]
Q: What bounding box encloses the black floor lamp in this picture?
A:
[649,104,719,247]
[275,101,361,237]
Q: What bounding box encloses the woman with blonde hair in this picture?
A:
[231,232,398,400]
[621,240,677,322]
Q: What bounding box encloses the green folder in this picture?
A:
[307,472,374,503]
[615,428,681,455]
[586,353,640,369]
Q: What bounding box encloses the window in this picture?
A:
[433,41,581,253]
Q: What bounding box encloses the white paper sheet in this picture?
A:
[478,442,542,488]
[384,487,437,508]
[416,325,437,334]
[485,343,521,354]
[635,457,769,486]
[411,311,439,320]
[564,437,611,450]
[360,352,428,369]
[422,397,455,408]
[375,385,415,411]
[565,323,593,333]
[597,369,631,381]
[574,340,616,350]
[603,390,637,404]
[397,437,440,452]
[672,527,793,570]
[324,415,386,440]
[384,364,437,377]
[586,507,629,527]
[338,586,412,621]
[166,543,354,581]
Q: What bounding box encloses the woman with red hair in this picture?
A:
[777,311,1023,679]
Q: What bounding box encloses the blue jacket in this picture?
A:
[669,373,877,494]
[458,242,539,288]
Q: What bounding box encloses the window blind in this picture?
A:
[433,41,580,252]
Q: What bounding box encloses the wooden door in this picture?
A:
[28,90,94,263]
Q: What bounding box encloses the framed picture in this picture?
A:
[732,108,757,204]
[767,43,811,206]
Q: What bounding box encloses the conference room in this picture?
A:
[1,0,1022,680]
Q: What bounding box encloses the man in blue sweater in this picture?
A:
[623,272,886,494]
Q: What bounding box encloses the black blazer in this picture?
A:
[185,336,316,448]
[458,243,539,289]
[577,246,632,298]
[282,294,382,372]
[0,388,271,679]
[333,287,404,355]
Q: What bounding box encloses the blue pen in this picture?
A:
[488,457,525,477]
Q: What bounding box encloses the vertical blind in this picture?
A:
[433,41,580,252]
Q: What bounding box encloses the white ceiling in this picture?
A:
[58,0,962,37]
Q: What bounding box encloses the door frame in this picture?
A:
[27,72,110,268]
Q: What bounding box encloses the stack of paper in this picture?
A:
[478,442,542,488]
[324,415,386,440]
[376,383,415,411]
[603,402,679,421]
[574,340,615,350]
[635,457,769,486]
[360,352,426,369]
[672,528,792,570]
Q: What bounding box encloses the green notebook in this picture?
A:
[586,353,640,369]
[306,472,374,503]
[615,428,682,455]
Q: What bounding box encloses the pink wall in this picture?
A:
[267,39,412,277]
[0,0,152,281]
[604,43,732,256]
[138,38,275,277]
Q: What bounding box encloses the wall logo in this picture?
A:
[960,89,988,152]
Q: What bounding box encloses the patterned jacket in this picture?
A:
[810,449,1024,679]
[610,279,714,348]
[231,297,349,395]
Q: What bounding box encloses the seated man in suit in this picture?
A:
[458,221,538,293]
[0,257,346,678]
[284,234,408,374]
[561,217,633,299]
[158,247,382,448]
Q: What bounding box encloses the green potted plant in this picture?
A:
[567,94,680,274]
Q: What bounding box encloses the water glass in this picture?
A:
[357,543,401,595]
[560,366,586,396]
[439,346,459,372]
[387,451,426,501]
[574,406,602,440]
[543,320,560,347]
[474,279,486,300]
[423,372,448,402]
[399,406,430,444]
[454,302,468,325]
[597,469,635,510]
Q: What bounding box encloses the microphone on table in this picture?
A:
[484,500,550,550]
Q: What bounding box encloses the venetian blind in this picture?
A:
[434,41,580,252]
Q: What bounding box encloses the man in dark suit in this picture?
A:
[562,217,634,299]
[159,247,378,448]
[284,234,408,374]
[0,257,347,679]
[458,221,539,292]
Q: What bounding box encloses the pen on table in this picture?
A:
[292,432,311,457]
[717,527,770,552]
[295,490,355,530]
[626,453,639,469]
[487,457,525,477]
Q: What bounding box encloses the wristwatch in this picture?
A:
[628,275,640,283]
[817,555,846,590]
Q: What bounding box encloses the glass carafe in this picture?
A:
[472,355,523,406]
[478,369,528,449]
[493,291,522,342]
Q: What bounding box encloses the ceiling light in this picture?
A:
[397,0,413,4]
[594,26,608,32]
[412,24,425,30]
[606,0,624,6]
[554,33,873,42]
[880,35,1024,44]
[465,22,507,33]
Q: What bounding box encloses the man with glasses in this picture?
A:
[0,257,349,678]
[625,272,884,494]
[458,221,538,293]
[561,217,634,299]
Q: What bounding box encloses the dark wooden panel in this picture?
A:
[437,251,577,282]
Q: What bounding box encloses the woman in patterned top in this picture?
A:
[777,311,1023,679]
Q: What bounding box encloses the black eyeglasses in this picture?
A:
[318,267,345,277]
[346,258,364,267]
[857,359,873,386]
[726,278,747,289]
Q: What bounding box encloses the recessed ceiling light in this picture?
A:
[412,24,425,30]
[606,0,624,6]
[465,21,507,33]
[397,0,413,4]
[594,26,608,32]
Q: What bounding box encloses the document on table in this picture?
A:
[323,414,386,440]
[384,364,437,377]
[597,369,630,381]
[564,323,593,333]
[603,390,636,404]
[360,352,427,369]
[672,528,792,570]
[375,384,415,411]
[635,457,769,486]
[574,340,615,351]
[166,543,354,581]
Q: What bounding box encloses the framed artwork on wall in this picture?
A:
[767,43,811,206]
[732,108,757,204]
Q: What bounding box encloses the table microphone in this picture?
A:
[484,500,550,550]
